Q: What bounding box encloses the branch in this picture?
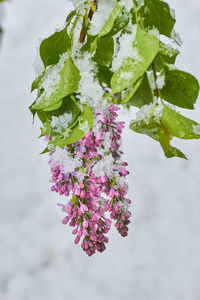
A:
[79,0,97,44]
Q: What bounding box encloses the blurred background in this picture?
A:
[0,0,200,299]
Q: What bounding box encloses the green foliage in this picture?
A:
[130,103,200,159]
[131,0,176,37]
[127,73,154,108]
[92,37,114,66]
[93,1,122,39]
[104,5,130,38]
[31,74,44,92]
[153,42,179,72]
[161,106,200,139]
[66,9,77,24]
[96,65,113,86]
[40,28,70,68]
[161,65,199,109]
[38,96,80,138]
[120,77,143,104]
[42,100,63,112]
[44,104,93,152]
[90,2,128,53]
[111,26,159,94]
[30,0,200,159]
[30,58,80,110]
[130,111,188,159]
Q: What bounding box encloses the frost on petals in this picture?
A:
[49,104,131,256]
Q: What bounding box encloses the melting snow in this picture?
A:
[112,25,138,71]
[51,112,73,134]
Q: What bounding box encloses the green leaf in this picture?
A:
[37,110,48,125]
[66,9,76,24]
[42,99,63,112]
[38,96,80,138]
[96,65,113,86]
[30,58,81,110]
[153,42,179,72]
[47,96,79,121]
[111,26,159,94]
[81,34,96,52]
[90,1,122,53]
[31,74,44,92]
[92,37,114,66]
[161,65,200,109]
[157,126,187,159]
[104,5,130,37]
[44,104,93,152]
[127,72,154,107]
[40,27,70,68]
[130,121,161,141]
[96,1,122,38]
[40,119,51,137]
[90,39,98,54]
[130,119,187,159]
[157,125,170,153]
[161,105,200,139]
[130,103,200,158]
[131,0,176,37]
[166,146,187,159]
[120,77,143,104]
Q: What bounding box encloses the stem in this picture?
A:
[133,0,162,102]
[66,9,77,26]
[69,15,79,54]
[151,61,159,99]
[133,0,145,30]
[79,7,88,44]
[79,0,97,44]
[134,0,162,103]
[133,0,139,25]
[151,61,164,103]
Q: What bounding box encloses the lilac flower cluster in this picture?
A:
[49,104,131,256]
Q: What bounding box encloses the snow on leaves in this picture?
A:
[131,0,176,38]
[111,26,159,94]
[30,0,200,158]
[40,28,71,68]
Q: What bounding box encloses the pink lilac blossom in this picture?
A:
[49,104,131,256]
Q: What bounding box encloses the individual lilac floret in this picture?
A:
[49,104,131,256]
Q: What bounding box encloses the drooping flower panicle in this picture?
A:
[49,104,131,256]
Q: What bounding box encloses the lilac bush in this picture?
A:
[30,0,200,255]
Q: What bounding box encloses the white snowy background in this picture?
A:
[0,0,200,299]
